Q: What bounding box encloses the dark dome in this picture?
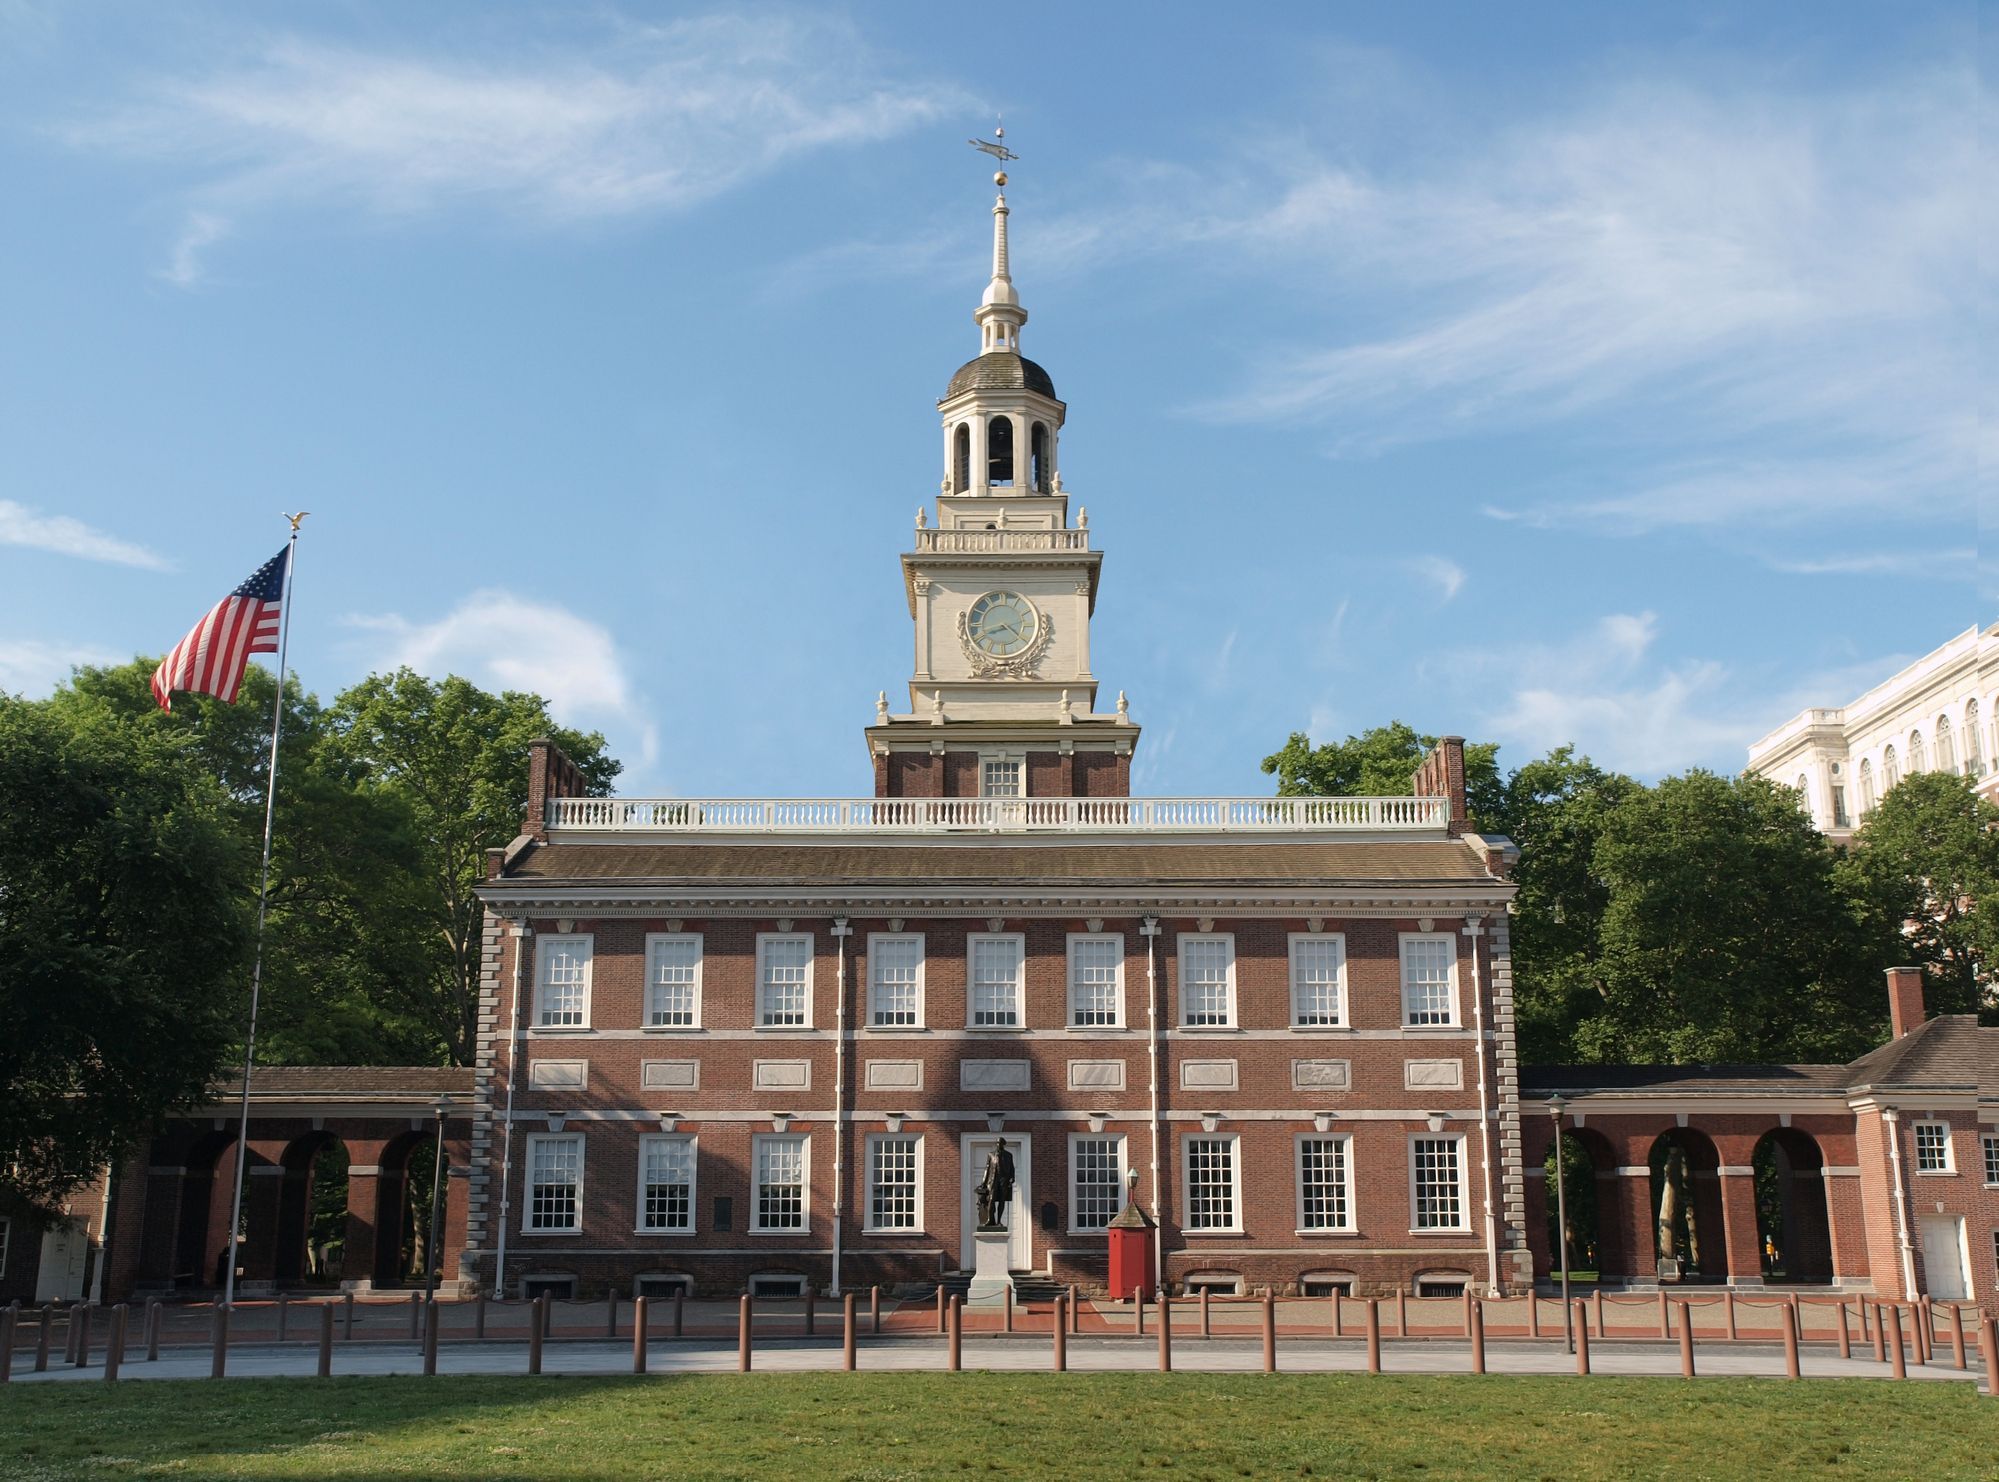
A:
[943,351,1056,402]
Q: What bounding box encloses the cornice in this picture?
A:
[474,883,1516,918]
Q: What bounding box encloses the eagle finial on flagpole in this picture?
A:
[284,511,310,533]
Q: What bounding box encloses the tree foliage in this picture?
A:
[0,696,250,1210]
[1261,721,1504,824]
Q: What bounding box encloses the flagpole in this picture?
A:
[221,514,305,1310]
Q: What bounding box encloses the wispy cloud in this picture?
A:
[0,500,169,569]
[1407,555,1464,602]
[348,590,658,765]
[0,638,121,696]
[67,14,958,284]
[1769,548,1975,579]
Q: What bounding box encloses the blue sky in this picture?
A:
[1,2,1984,797]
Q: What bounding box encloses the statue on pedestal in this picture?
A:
[975,1139,1016,1231]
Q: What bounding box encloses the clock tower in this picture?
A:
[866,170,1139,799]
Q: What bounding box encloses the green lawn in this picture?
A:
[1,1374,1993,1480]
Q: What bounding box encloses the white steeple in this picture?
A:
[976,171,1027,355]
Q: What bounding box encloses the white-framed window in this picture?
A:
[867,934,925,1027]
[1288,934,1347,1027]
[980,756,1024,797]
[1411,1135,1468,1231]
[752,1133,809,1232]
[1936,716,1956,774]
[525,1133,584,1232]
[1067,934,1125,1027]
[1296,1135,1354,1232]
[1982,1134,1999,1187]
[866,1134,923,1232]
[535,935,593,1028]
[1913,1121,1954,1175]
[637,1134,696,1233]
[757,934,813,1027]
[1183,1134,1242,1232]
[1965,700,1983,777]
[1069,1133,1126,1233]
[1399,934,1459,1027]
[1178,934,1236,1027]
[1908,729,1927,774]
[1882,744,1899,790]
[968,933,1024,1027]
[644,934,702,1028]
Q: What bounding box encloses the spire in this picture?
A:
[972,162,1028,354]
[984,177,1017,310]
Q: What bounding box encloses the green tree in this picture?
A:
[1840,770,1999,1020]
[1578,770,1886,1064]
[0,696,250,1210]
[1261,721,1504,824]
[326,670,620,1063]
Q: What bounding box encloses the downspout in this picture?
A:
[1464,915,1500,1293]
[1881,1109,1919,1297]
[92,1162,115,1303]
[1141,915,1164,1297]
[830,918,852,1296]
[493,920,530,1298]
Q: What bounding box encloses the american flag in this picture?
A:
[150,545,292,711]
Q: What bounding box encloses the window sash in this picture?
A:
[1289,935,1346,1026]
[1179,935,1235,1027]
[1298,1137,1352,1231]
[1914,1123,1951,1174]
[1400,936,1457,1026]
[527,1135,583,1231]
[754,1135,807,1231]
[1982,1135,1999,1186]
[981,758,1023,797]
[758,935,812,1026]
[645,935,701,1027]
[1185,1136,1238,1231]
[969,935,1023,1027]
[1068,935,1123,1027]
[868,1136,920,1231]
[638,1135,695,1231]
[536,936,592,1027]
[1070,1135,1124,1232]
[868,935,924,1027]
[1412,1137,1465,1229]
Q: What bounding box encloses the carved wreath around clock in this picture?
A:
[958,590,1054,678]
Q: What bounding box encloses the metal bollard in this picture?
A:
[422,1300,439,1376]
[842,1293,856,1372]
[947,1295,962,1372]
[476,1293,487,1341]
[1657,1289,1670,1341]
[738,1294,752,1373]
[1201,1286,1212,1339]
[1463,1288,1474,1340]
[1333,1288,1344,1339]
[528,1296,544,1375]
[1158,1292,1172,1372]
[1365,1298,1381,1374]
[1869,1301,1885,1362]
[1574,1301,1591,1375]
[1261,1290,1276,1374]
[632,1296,648,1375]
[936,1285,947,1334]
[318,1302,334,1378]
[1781,1302,1800,1379]
[1069,1285,1080,1335]
[1888,1304,1907,1379]
[35,1304,54,1372]
[1913,1301,1931,1365]
[870,1285,881,1337]
[104,1305,126,1382]
[343,1290,355,1341]
[1836,1300,1851,1360]
[1470,1298,1486,1375]
[1591,1287,1604,1339]
[145,1300,162,1362]
[1979,1316,1999,1398]
[1052,1295,1067,1371]
[408,1291,421,1339]
[70,1303,89,1367]
[210,1305,229,1379]
[1725,1290,1738,1340]
[1003,1285,1014,1334]
[606,1291,619,1339]
[674,1289,685,1339]
[1950,1304,1968,1371]
[804,1287,814,1338]
[1678,1301,1695,1378]
[0,1305,14,1385]
[1395,1288,1407,1339]
[277,1294,289,1344]
[1134,1289,1144,1336]
[1527,1292,1538,1340]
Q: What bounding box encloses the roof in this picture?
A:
[503,838,1496,886]
[1522,1064,1852,1096]
[239,1066,476,1098]
[944,351,1056,401]
[1843,1015,1994,1093]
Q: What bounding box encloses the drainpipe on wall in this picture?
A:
[1141,914,1164,1298]
[1463,915,1500,1294]
[1881,1109,1919,1298]
[830,917,852,1297]
[92,1163,115,1303]
[492,921,531,1298]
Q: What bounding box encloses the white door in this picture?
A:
[35,1219,88,1302]
[1918,1215,1970,1301]
[960,1133,1032,1271]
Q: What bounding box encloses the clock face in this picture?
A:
[966,591,1040,657]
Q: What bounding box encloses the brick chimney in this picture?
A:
[1411,736,1468,834]
[1885,965,1927,1039]
[524,737,587,840]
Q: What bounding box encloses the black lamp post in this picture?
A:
[423,1095,453,1312]
[1550,1094,1573,1352]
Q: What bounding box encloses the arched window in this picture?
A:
[953,424,970,493]
[1881,745,1898,791]
[1030,422,1049,492]
[1908,730,1926,774]
[1858,758,1874,815]
[1935,715,1955,775]
[987,415,1014,486]
[1965,701,1982,777]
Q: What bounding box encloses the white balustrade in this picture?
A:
[913,529,1090,553]
[543,795,1450,834]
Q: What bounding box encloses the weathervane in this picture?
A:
[969,119,1018,163]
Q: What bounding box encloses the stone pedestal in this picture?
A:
[965,1229,1014,1304]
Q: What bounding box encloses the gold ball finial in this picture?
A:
[994,170,1007,188]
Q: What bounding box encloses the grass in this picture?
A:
[1,1373,1994,1480]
